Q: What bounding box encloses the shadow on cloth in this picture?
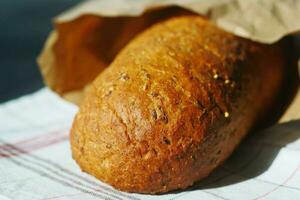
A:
[188,119,300,190]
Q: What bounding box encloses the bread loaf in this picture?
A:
[70,16,285,193]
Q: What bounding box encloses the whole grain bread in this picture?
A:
[70,16,285,193]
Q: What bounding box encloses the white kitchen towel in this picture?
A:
[0,88,299,200]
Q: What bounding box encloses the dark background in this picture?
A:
[0,0,81,103]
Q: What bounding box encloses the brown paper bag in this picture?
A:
[37,0,300,105]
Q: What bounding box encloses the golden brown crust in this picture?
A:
[51,8,193,95]
[70,16,284,193]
